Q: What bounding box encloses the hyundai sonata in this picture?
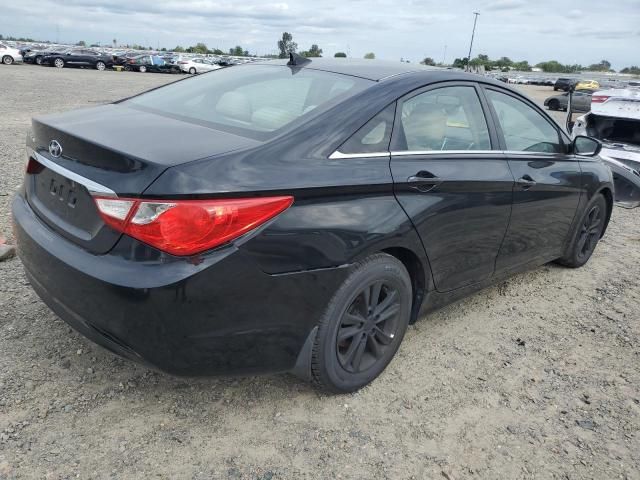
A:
[13,55,613,392]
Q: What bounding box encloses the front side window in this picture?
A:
[486,89,561,153]
[397,86,491,152]
[126,64,372,140]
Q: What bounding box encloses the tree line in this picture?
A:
[446,53,635,74]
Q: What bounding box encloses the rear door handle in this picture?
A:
[407,171,442,192]
[517,174,536,190]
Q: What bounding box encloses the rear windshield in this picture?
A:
[125,64,372,140]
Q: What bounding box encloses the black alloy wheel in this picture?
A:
[311,253,412,393]
[576,203,604,262]
[557,194,607,268]
[336,281,401,373]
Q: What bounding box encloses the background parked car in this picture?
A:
[0,42,23,65]
[22,48,52,65]
[554,78,574,91]
[544,90,594,112]
[178,57,222,74]
[42,49,113,70]
[129,55,181,73]
[576,79,600,91]
[113,51,143,68]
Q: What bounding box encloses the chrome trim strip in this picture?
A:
[29,148,117,197]
[332,149,565,159]
[391,150,496,156]
[501,150,563,157]
[390,150,565,157]
[329,151,390,160]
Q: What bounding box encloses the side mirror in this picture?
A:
[573,135,602,157]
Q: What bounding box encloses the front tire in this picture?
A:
[548,99,560,111]
[96,61,106,71]
[35,56,43,65]
[189,67,196,74]
[54,58,64,68]
[138,65,147,73]
[556,195,607,268]
[311,253,412,393]
[2,55,13,65]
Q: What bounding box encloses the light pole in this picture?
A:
[466,12,480,72]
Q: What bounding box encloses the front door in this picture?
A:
[390,83,514,292]
[483,88,583,272]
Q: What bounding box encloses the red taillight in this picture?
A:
[591,95,610,103]
[26,156,45,174]
[93,196,293,256]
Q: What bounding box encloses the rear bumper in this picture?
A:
[12,193,346,376]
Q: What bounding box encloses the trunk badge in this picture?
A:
[49,140,63,158]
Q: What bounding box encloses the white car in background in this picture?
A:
[571,87,640,208]
[0,43,23,65]
[177,57,222,74]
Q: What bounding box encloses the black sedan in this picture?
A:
[12,57,613,392]
[42,48,113,70]
[127,54,181,73]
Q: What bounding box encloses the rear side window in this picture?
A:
[486,89,561,153]
[397,86,491,151]
[126,64,372,140]
[338,104,395,154]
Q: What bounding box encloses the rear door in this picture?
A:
[390,83,514,292]
[482,87,582,272]
[66,50,82,66]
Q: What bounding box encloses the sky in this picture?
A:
[1,0,638,69]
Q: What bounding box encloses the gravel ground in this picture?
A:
[0,65,639,480]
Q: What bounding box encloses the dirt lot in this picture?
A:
[0,65,639,480]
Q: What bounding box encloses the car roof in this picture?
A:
[251,57,444,81]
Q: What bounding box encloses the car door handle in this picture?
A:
[517,175,536,189]
[407,171,442,192]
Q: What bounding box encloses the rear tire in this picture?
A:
[548,99,560,111]
[556,195,607,268]
[138,65,147,73]
[2,55,13,65]
[311,253,412,393]
[54,58,64,68]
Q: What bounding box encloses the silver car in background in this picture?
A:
[0,43,23,65]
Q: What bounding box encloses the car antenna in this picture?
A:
[287,52,311,67]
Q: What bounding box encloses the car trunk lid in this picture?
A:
[25,104,259,254]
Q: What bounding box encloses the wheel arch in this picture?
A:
[597,186,613,237]
[381,246,428,324]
